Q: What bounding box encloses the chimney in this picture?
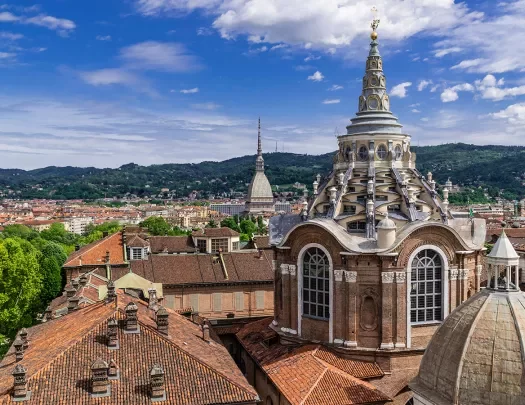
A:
[65,284,76,298]
[107,280,116,302]
[67,296,79,313]
[105,250,110,264]
[150,364,166,401]
[19,328,28,350]
[44,306,52,322]
[107,318,119,349]
[202,324,210,342]
[79,273,88,287]
[71,278,80,290]
[12,364,30,401]
[103,231,109,238]
[13,338,24,361]
[124,302,139,333]
[91,359,110,397]
[108,360,119,380]
[75,244,80,251]
[155,306,169,335]
[148,288,158,311]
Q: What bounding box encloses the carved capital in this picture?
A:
[475,264,483,276]
[334,270,344,282]
[381,271,395,284]
[344,271,357,283]
[459,269,468,280]
[449,268,459,281]
[288,265,297,276]
[395,272,406,284]
[280,264,289,275]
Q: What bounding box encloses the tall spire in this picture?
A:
[357,9,390,114]
[255,117,264,172]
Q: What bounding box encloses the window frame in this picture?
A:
[376,144,388,160]
[211,238,229,253]
[301,247,330,320]
[358,145,369,161]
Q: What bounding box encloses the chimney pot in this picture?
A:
[202,324,210,342]
[107,318,119,349]
[150,364,166,401]
[155,306,169,335]
[91,359,110,397]
[79,274,88,287]
[124,302,139,333]
[148,288,158,311]
[71,278,80,290]
[44,306,52,322]
[108,360,119,380]
[65,284,76,298]
[67,296,80,313]
[19,328,28,350]
[12,364,30,400]
[105,250,110,263]
[13,338,24,361]
[75,244,80,251]
[106,280,116,302]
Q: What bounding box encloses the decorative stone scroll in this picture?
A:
[381,272,395,284]
[395,272,406,284]
[334,270,344,282]
[344,271,357,283]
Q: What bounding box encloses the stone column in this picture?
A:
[449,267,459,311]
[475,264,482,291]
[333,270,345,345]
[395,271,406,348]
[289,265,298,335]
[344,271,358,348]
[380,271,395,350]
[459,269,469,303]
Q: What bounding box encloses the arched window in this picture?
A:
[410,249,443,324]
[376,144,387,160]
[266,397,274,405]
[358,145,368,161]
[394,144,402,160]
[302,247,330,319]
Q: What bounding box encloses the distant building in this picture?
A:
[63,216,94,234]
[273,201,291,213]
[210,203,246,216]
[244,119,275,214]
[21,219,62,232]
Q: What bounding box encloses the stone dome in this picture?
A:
[247,172,273,199]
[410,288,525,404]
[376,214,396,229]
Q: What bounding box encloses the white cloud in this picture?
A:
[24,14,76,35]
[197,26,213,36]
[304,54,320,62]
[96,35,112,41]
[247,45,268,54]
[474,74,525,101]
[295,65,314,71]
[0,51,15,59]
[180,87,199,94]
[433,47,462,58]
[270,44,288,51]
[411,109,420,113]
[489,103,525,126]
[119,41,200,72]
[328,84,343,91]
[322,99,340,104]
[0,12,19,22]
[134,0,479,51]
[417,80,432,91]
[430,85,439,93]
[0,31,22,40]
[307,71,324,82]
[390,82,412,98]
[79,69,139,86]
[191,102,221,110]
[440,83,474,102]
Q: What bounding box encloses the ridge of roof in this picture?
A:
[64,231,123,266]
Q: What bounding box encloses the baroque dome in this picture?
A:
[247,171,273,199]
[410,288,525,404]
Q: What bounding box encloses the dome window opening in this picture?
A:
[377,144,387,160]
[358,145,369,161]
[394,144,402,160]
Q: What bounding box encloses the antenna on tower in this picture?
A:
[334,127,340,137]
[275,141,278,153]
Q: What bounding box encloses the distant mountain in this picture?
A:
[1,143,524,200]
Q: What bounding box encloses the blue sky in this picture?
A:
[1,0,525,169]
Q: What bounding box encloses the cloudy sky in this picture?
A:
[1,0,524,169]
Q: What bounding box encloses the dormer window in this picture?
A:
[130,247,145,260]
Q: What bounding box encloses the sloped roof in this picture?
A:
[0,292,258,404]
[126,234,149,248]
[149,236,196,253]
[236,318,389,405]
[64,232,125,267]
[192,228,240,237]
[488,230,520,260]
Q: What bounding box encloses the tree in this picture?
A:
[40,223,78,246]
[0,238,42,336]
[240,219,257,237]
[206,220,218,228]
[256,216,267,235]
[36,242,67,308]
[220,217,241,233]
[2,225,38,241]
[140,216,172,236]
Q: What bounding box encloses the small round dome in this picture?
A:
[377,214,396,229]
[410,288,525,404]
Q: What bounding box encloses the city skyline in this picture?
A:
[1,0,525,169]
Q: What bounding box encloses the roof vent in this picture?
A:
[18,328,28,350]
[150,364,166,402]
[43,306,53,322]
[13,338,24,362]
[107,318,119,349]
[65,284,76,298]
[67,296,80,313]
[202,324,210,343]
[124,302,139,334]
[108,359,119,380]
[71,278,80,290]
[107,280,116,302]
[91,359,110,397]
[148,288,158,311]
[155,306,169,335]
[12,364,31,401]
[79,274,88,287]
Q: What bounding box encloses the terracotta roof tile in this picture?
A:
[64,232,125,267]
[192,228,240,237]
[126,234,149,248]
[0,292,258,404]
[314,347,384,379]
[148,236,196,253]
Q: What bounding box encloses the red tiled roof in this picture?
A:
[236,318,389,405]
[0,292,258,404]
[192,228,240,237]
[129,250,274,285]
[126,234,149,248]
[148,236,196,253]
[64,232,125,267]
[485,228,525,242]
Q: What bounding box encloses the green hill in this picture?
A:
[2,143,524,200]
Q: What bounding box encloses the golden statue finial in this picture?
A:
[370,6,380,40]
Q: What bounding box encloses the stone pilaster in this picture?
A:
[344,271,358,348]
[449,267,459,311]
[289,265,298,335]
[475,265,482,291]
[395,272,407,348]
[380,271,395,350]
[280,264,290,330]
[459,269,469,303]
[334,270,345,344]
